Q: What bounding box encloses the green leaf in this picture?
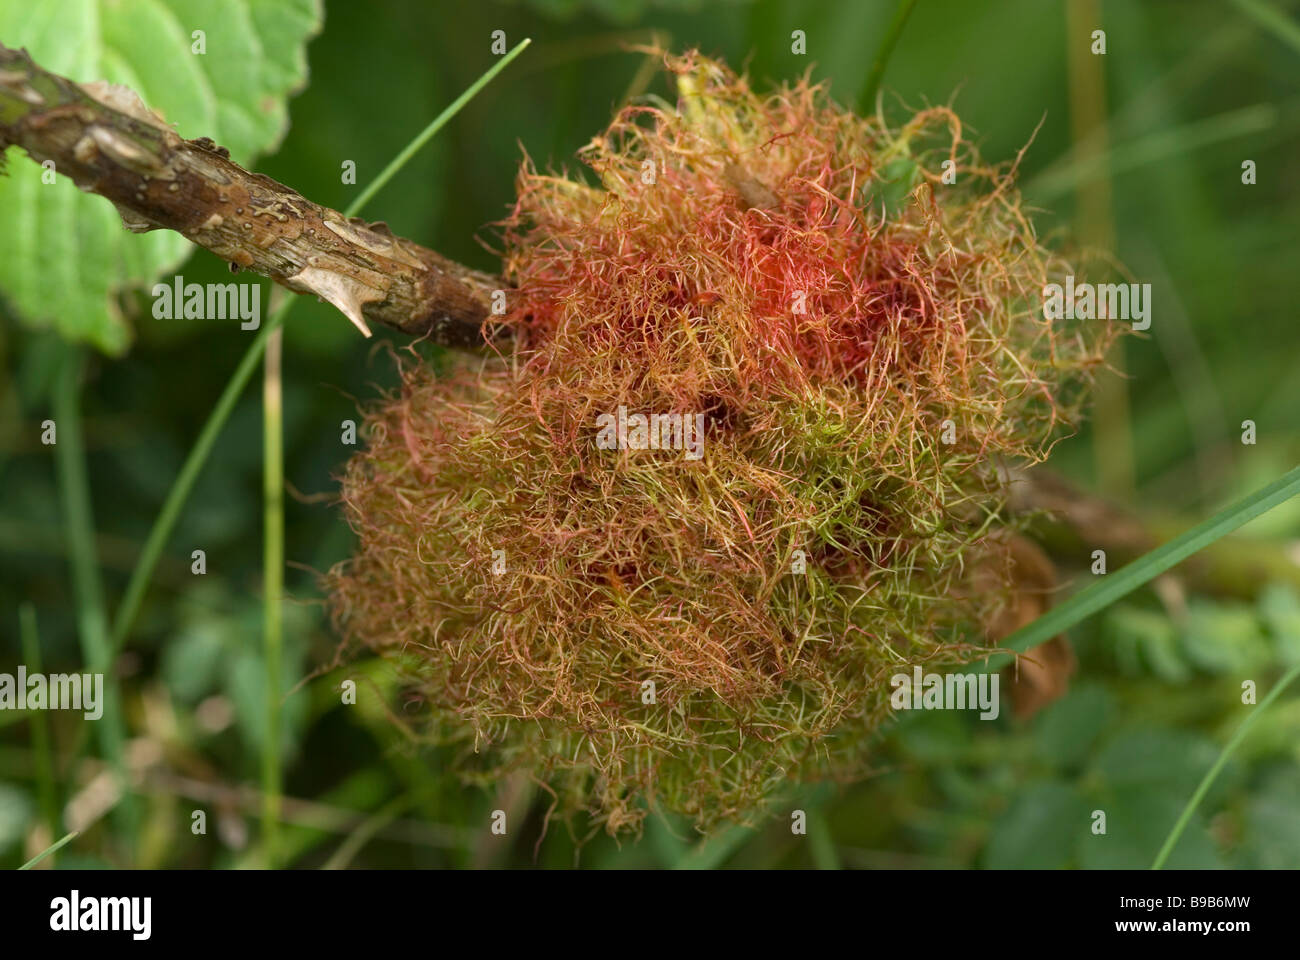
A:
[1242,766,1300,868]
[1104,605,1189,683]
[1080,786,1222,870]
[223,600,310,758]
[1258,582,1300,665]
[0,784,33,854]
[1094,729,1225,798]
[865,154,921,219]
[161,620,227,705]
[0,0,322,354]
[1034,684,1114,769]
[227,647,306,758]
[891,708,971,762]
[1180,599,1270,674]
[1089,728,1237,869]
[983,781,1090,869]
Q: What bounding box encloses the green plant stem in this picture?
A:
[18,603,59,842]
[52,347,135,854]
[859,0,919,112]
[19,830,78,870]
[262,325,284,868]
[345,38,531,217]
[1003,464,1300,655]
[65,303,291,773]
[109,310,288,653]
[1152,660,1300,869]
[1066,0,1133,505]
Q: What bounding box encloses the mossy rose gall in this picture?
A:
[328,51,1114,835]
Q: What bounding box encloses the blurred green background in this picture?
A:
[2,0,1298,868]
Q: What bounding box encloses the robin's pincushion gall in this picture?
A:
[328,52,1113,835]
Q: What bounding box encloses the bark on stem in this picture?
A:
[0,43,504,347]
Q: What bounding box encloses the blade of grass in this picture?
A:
[321,794,412,870]
[108,309,288,655]
[19,830,78,870]
[1027,8,1264,254]
[65,303,291,775]
[1026,102,1281,203]
[1152,660,1300,869]
[52,347,135,856]
[262,324,284,867]
[18,604,59,843]
[345,38,531,217]
[858,0,919,112]
[1003,464,1300,656]
[1230,0,1300,54]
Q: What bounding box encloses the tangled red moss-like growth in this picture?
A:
[328,52,1114,835]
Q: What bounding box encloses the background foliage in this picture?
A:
[1,0,1298,868]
